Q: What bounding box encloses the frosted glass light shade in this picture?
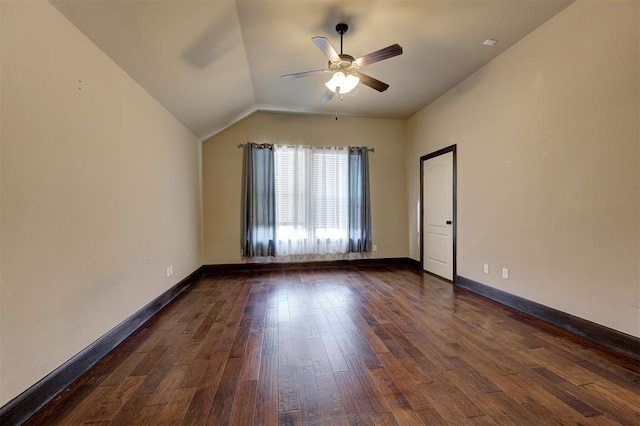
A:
[325,72,360,94]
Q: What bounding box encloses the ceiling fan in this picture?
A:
[281,23,403,101]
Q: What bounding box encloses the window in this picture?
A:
[274,145,348,255]
[241,143,371,258]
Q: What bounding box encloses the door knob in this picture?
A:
[446,220,452,225]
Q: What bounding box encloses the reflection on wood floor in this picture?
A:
[26,264,640,425]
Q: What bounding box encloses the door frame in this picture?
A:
[420,144,457,282]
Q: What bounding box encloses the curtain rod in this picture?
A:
[237,143,374,153]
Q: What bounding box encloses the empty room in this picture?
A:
[1,0,638,425]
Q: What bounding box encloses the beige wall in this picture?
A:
[407,0,639,337]
[0,1,201,405]
[202,111,407,264]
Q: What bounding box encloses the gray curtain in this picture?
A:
[241,143,276,257]
[348,147,372,253]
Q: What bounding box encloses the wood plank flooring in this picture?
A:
[25,264,640,425]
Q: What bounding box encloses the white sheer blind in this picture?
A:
[274,145,348,255]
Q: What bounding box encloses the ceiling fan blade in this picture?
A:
[321,89,335,102]
[355,44,403,67]
[354,72,389,92]
[281,69,329,80]
[312,36,341,63]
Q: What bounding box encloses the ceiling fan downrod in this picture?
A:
[336,23,348,55]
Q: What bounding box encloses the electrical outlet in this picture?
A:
[166,266,171,278]
[483,264,489,274]
[502,268,509,279]
[372,244,378,252]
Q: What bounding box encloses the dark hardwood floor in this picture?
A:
[25,264,640,425]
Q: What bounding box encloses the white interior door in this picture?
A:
[423,151,453,280]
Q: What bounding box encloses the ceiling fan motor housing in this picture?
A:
[329,54,356,71]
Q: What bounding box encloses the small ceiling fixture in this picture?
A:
[281,23,403,101]
[482,38,499,46]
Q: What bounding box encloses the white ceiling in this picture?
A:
[51,0,573,141]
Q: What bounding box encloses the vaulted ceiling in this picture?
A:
[51,0,573,141]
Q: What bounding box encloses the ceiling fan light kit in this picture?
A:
[281,23,403,101]
[325,72,360,94]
